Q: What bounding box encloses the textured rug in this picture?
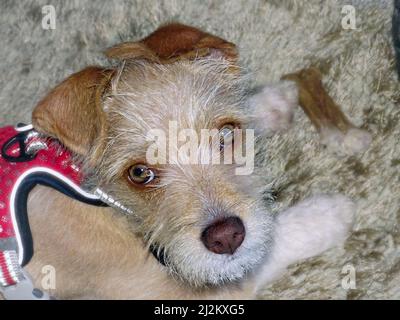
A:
[0,0,399,299]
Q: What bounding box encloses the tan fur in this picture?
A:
[282,68,371,155]
[32,67,114,157]
[19,23,353,299]
[105,23,238,64]
[26,23,261,299]
[26,186,255,299]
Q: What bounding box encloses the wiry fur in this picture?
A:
[2,20,357,299]
[1,0,397,300]
[84,59,275,286]
[21,50,354,298]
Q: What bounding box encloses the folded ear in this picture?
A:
[105,23,238,64]
[32,66,114,156]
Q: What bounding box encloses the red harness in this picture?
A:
[0,124,104,291]
[0,124,159,299]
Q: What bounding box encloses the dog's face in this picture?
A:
[32,24,275,287]
[96,60,275,286]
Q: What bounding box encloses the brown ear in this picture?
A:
[32,66,114,156]
[105,23,238,64]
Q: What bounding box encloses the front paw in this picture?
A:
[302,194,355,244]
[275,194,355,264]
[248,81,298,136]
[320,127,372,156]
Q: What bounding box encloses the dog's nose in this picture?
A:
[201,216,245,254]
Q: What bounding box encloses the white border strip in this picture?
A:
[15,124,34,132]
[9,167,100,265]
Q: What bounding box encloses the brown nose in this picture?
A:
[201,216,245,254]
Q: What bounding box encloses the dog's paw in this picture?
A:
[343,128,372,155]
[320,127,372,156]
[302,194,355,245]
[274,194,355,265]
[248,81,298,136]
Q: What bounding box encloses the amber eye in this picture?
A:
[127,164,156,185]
[219,124,235,149]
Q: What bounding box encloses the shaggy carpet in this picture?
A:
[0,0,399,299]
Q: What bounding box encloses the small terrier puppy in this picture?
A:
[25,23,354,299]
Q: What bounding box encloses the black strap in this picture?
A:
[15,171,167,268]
[13,172,107,266]
[2,127,166,268]
[149,244,167,266]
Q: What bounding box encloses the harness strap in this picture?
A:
[0,124,144,299]
[0,124,105,299]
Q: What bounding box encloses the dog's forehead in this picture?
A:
[105,60,247,134]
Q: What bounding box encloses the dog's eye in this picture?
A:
[128,164,156,185]
[219,124,235,149]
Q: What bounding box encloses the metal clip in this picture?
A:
[1,125,46,163]
[0,269,51,300]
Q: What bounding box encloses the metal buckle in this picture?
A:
[0,269,51,300]
[1,125,47,163]
[1,130,37,163]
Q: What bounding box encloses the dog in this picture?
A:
[9,23,354,299]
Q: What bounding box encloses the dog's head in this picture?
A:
[32,23,276,287]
